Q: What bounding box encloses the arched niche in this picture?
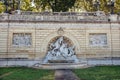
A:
[47,36,74,51]
[41,31,80,55]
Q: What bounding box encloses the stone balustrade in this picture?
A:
[0,11,120,22]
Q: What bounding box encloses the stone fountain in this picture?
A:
[43,36,79,63]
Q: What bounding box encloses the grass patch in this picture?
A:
[74,66,120,80]
[1,66,120,80]
[0,67,54,80]
[0,67,19,76]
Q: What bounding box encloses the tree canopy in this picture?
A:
[0,1,5,13]
[41,0,76,12]
[0,0,120,14]
[75,0,120,14]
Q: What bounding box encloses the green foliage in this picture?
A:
[37,0,76,12]
[0,0,120,13]
[115,0,120,13]
[21,0,31,11]
[0,2,5,13]
[0,67,16,76]
[75,0,120,13]
[0,67,54,80]
[74,66,120,80]
[75,0,94,11]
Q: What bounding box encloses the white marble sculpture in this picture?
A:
[13,33,31,47]
[43,36,79,63]
[89,34,107,46]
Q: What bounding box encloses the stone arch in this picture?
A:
[41,31,80,55]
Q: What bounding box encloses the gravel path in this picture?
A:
[55,69,80,80]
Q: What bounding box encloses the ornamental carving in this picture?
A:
[89,33,107,46]
[12,33,32,47]
[57,27,64,36]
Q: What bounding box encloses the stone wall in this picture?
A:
[0,14,120,66]
[0,22,120,60]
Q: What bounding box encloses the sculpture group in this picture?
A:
[43,36,79,63]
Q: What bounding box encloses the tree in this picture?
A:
[0,1,5,13]
[0,0,120,13]
[114,0,120,14]
[0,0,22,13]
[75,0,120,14]
[21,0,32,11]
[39,0,76,12]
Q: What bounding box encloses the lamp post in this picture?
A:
[93,0,100,11]
[107,0,115,14]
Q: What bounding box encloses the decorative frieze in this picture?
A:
[12,33,32,47]
[89,33,107,46]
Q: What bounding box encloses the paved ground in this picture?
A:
[55,69,80,80]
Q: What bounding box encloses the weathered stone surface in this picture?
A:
[0,13,120,66]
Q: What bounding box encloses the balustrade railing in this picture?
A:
[0,11,119,22]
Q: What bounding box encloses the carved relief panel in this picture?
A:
[89,33,107,46]
[12,33,32,47]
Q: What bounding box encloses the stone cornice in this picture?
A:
[0,20,120,24]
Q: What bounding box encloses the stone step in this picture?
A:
[33,63,91,69]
